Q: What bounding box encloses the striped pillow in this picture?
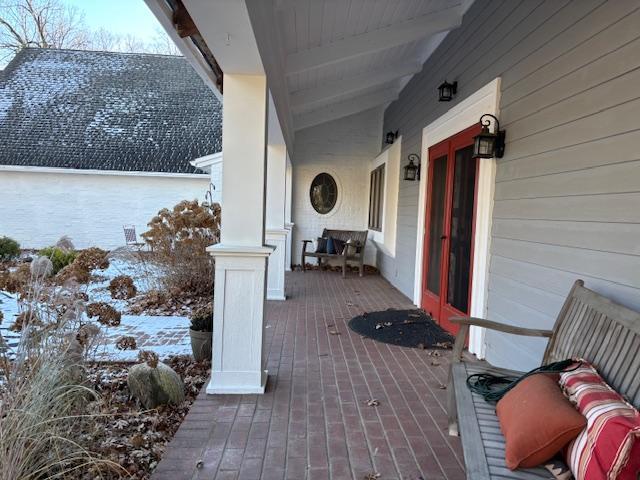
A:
[560,362,640,480]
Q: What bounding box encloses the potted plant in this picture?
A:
[189,304,213,362]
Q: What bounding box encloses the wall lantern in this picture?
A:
[385,130,399,144]
[404,154,421,181]
[473,114,506,159]
[438,80,457,101]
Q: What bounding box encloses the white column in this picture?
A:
[284,157,294,272]
[265,144,287,300]
[207,73,272,394]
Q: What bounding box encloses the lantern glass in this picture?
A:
[473,127,496,159]
[438,81,457,102]
[404,159,418,181]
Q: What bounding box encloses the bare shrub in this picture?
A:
[56,247,109,285]
[138,350,159,369]
[86,302,121,327]
[55,235,76,251]
[0,263,31,294]
[142,200,220,298]
[30,255,54,278]
[0,268,120,479]
[115,336,137,351]
[108,275,137,299]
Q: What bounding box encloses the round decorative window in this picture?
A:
[309,173,338,214]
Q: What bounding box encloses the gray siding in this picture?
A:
[382,0,640,370]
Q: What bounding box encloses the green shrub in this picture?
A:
[39,247,77,274]
[0,236,20,259]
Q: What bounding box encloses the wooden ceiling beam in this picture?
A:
[293,86,400,131]
[290,61,421,113]
[285,6,462,75]
[172,0,198,38]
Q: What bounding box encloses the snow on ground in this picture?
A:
[92,315,191,362]
[85,255,161,310]
[1,256,192,362]
[0,290,21,354]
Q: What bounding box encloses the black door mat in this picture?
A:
[348,309,455,349]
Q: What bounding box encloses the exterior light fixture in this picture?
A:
[438,80,457,101]
[385,130,399,144]
[404,154,421,181]
[473,114,506,159]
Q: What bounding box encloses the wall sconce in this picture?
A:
[385,130,399,144]
[473,114,506,158]
[404,154,421,181]
[438,80,457,101]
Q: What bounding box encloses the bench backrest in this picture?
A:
[543,280,640,408]
[321,229,368,255]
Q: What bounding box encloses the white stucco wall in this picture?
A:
[0,168,210,249]
[292,108,383,267]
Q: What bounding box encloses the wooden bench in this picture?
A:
[448,280,640,479]
[301,229,367,278]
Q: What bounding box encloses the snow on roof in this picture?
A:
[0,48,222,174]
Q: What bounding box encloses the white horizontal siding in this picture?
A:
[382,0,640,369]
[0,170,209,249]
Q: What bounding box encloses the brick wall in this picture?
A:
[291,108,383,266]
[0,169,210,249]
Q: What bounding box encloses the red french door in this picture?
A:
[421,124,481,334]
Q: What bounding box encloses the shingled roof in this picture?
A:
[0,48,221,174]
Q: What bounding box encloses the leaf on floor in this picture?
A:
[375,323,383,330]
[329,330,341,335]
[366,399,380,407]
[364,473,381,480]
[431,360,441,366]
[417,342,426,350]
[438,383,447,389]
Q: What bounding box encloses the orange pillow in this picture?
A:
[496,374,586,470]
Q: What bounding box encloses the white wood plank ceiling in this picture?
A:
[262,0,468,131]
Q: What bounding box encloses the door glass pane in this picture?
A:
[447,145,477,312]
[426,155,447,295]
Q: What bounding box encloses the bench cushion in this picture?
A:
[560,362,640,480]
[453,362,560,479]
[496,374,585,469]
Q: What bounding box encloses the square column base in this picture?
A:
[206,244,273,395]
[266,229,288,301]
[206,370,267,394]
[285,222,294,272]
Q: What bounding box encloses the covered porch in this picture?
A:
[143,0,640,478]
[152,270,464,480]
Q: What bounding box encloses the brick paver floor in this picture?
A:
[152,271,465,480]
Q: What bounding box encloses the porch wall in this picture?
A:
[292,108,383,267]
[382,0,640,370]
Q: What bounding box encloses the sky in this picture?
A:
[0,0,174,67]
[65,0,161,45]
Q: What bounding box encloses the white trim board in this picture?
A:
[191,152,223,173]
[413,77,501,358]
[0,165,209,179]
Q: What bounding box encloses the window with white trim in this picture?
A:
[368,164,385,231]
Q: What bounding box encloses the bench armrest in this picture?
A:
[450,316,553,363]
[301,240,313,244]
